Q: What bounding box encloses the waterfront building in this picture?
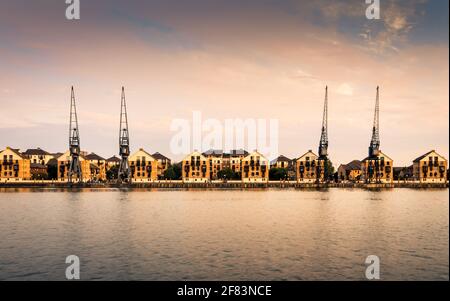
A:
[30,163,48,180]
[129,148,158,182]
[232,150,247,172]
[361,151,394,183]
[223,149,247,175]
[393,165,413,181]
[22,148,55,165]
[0,147,31,181]
[337,160,362,182]
[412,150,447,183]
[271,155,291,169]
[241,151,269,183]
[296,150,325,183]
[106,156,121,169]
[152,152,172,179]
[182,151,210,182]
[85,153,107,181]
[271,155,296,180]
[203,149,224,180]
[57,150,90,182]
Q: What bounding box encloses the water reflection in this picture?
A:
[0,188,448,280]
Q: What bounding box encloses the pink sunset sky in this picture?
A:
[0,0,448,166]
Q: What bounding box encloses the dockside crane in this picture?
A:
[367,86,381,183]
[369,86,380,157]
[317,86,329,183]
[118,87,131,183]
[68,86,82,183]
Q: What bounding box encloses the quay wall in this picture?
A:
[0,181,448,189]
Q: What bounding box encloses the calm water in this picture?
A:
[0,188,448,281]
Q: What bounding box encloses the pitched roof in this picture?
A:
[202,149,223,156]
[152,152,171,161]
[343,160,361,170]
[1,147,24,159]
[243,150,269,162]
[56,150,87,161]
[22,148,50,156]
[130,148,156,160]
[85,153,105,161]
[413,150,447,163]
[276,155,291,162]
[182,151,207,161]
[297,150,318,161]
[270,155,292,165]
[229,149,248,156]
[106,156,121,162]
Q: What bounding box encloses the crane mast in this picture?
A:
[366,86,381,183]
[317,86,329,183]
[118,87,131,182]
[369,86,380,157]
[318,86,328,158]
[68,86,82,183]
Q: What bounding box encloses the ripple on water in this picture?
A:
[0,189,448,280]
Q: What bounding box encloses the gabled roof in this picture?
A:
[130,148,156,161]
[22,148,50,156]
[152,152,171,161]
[270,155,292,165]
[343,160,361,170]
[56,150,87,161]
[182,151,207,161]
[243,150,269,162]
[0,147,24,159]
[413,150,447,163]
[297,150,318,161]
[106,155,121,162]
[276,155,291,162]
[85,153,105,161]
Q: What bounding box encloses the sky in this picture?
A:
[0,0,448,166]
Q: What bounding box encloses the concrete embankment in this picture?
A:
[0,181,448,189]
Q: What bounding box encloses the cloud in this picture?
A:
[289,69,317,80]
[294,0,429,55]
[336,83,354,96]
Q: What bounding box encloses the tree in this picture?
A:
[217,168,239,180]
[47,164,57,180]
[163,162,182,180]
[269,168,288,180]
[106,165,119,181]
[324,159,335,181]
